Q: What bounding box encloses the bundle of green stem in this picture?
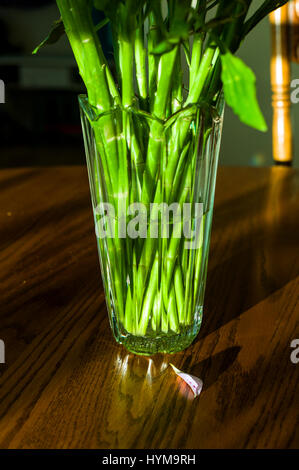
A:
[50,0,288,339]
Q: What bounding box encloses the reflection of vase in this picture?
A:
[79,94,224,355]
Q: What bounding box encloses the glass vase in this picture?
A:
[79,94,224,355]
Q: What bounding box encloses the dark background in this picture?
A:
[0,0,112,168]
[0,0,298,168]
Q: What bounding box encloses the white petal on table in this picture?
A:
[170,363,203,397]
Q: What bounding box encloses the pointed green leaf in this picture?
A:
[151,39,175,55]
[33,18,64,55]
[95,17,110,32]
[221,51,267,132]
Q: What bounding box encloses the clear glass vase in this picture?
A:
[79,94,224,355]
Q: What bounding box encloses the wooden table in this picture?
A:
[0,166,298,449]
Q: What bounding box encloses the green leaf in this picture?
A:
[95,17,110,32]
[220,52,267,132]
[32,18,64,55]
[151,40,175,55]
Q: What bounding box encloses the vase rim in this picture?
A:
[78,92,224,128]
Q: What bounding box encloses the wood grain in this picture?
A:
[0,166,298,449]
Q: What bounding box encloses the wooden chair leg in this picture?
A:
[270,4,292,166]
[290,0,299,63]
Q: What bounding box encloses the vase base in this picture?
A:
[117,318,202,356]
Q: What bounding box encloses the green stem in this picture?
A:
[119,39,134,108]
[148,12,160,112]
[189,33,203,92]
[138,253,159,336]
[186,43,217,106]
[171,52,183,114]
[57,0,111,110]
[135,23,148,110]
[174,264,185,324]
[168,285,179,332]
[141,46,178,204]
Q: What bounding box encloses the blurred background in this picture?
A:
[0,0,298,168]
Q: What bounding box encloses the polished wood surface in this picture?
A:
[0,166,298,449]
[270,3,293,165]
